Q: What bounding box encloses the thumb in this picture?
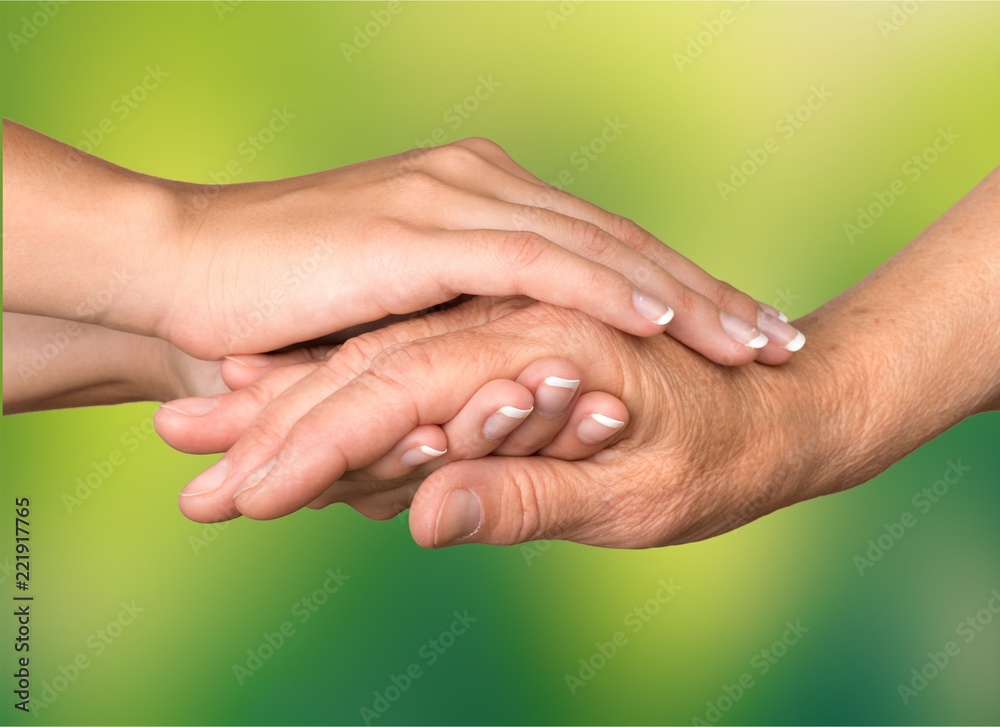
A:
[409,456,604,548]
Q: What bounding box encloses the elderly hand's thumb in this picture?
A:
[409,456,597,548]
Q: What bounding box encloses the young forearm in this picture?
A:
[1,119,177,337]
[802,166,1000,495]
[2,312,180,413]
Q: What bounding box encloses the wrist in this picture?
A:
[2,122,184,339]
[740,347,841,513]
[745,308,915,509]
[792,319,882,499]
[101,173,186,341]
[788,299,994,502]
[123,333,186,402]
[150,179,255,358]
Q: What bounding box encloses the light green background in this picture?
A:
[1,2,999,725]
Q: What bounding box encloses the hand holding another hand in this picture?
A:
[157,295,827,545]
[4,123,803,367]
[158,163,1000,547]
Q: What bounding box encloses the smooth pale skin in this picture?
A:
[2,312,226,413]
[160,168,1000,547]
[1,120,804,365]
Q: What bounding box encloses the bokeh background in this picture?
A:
[2,2,999,725]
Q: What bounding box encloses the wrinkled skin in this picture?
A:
[159,296,831,547]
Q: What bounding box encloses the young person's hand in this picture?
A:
[2,312,225,413]
[3,121,805,366]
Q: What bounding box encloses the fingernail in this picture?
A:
[233,458,276,499]
[160,397,218,417]
[535,376,580,418]
[483,405,533,442]
[632,289,674,326]
[577,412,626,445]
[433,489,482,547]
[179,458,230,497]
[720,312,768,349]
[400,445,447,467]
[757,312,806,352]
[756,301,789,323]
[224,354,273,368]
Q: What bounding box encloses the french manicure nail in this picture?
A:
[179,458,230,497]
[483,405,533,442]
[577,412,626,445]
[756,301,789,323]
[160,397,218,417]
[224,354,274,368]
[535,376,580,418]
[400,445,447,467]
[433,489,482,547]
[233,458,276,499]
[632,289,674,326]
[757,312,806,352]
[720,312,768,349]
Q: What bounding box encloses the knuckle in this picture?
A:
[504,469,596,545]
[582,265,616,304]
[335,318,420,375]
[366,340,436,389]
[308,356,355,392]
[333,335,382,377]
[715,281,760,320]
[397,170,446,196]
[529,184,566,212]
[454,137,507,158]
[508,472,546,545]
[665,284,700,317]
[242,379,284,417]
[609,215,649,249]
[496,231,550,272]
[239,416,288,457]
[367,216,413,241]
[570,218,617,260]
[423,143,483,173]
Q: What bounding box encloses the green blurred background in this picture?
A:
[1,2,999,724]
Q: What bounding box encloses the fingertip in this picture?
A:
[577,404,628,446]
[409,464,474,548]
[753,340,799,366]
[232,474,287,522]
[430,488,483,548]
[537,391,628,459]
[397,426,449,468]
[651,289,766,366]
[408,484,440,549]
[632,289,675,330]
[756,301,789,322]
[437,380,534,461]
[697,337,761,367]
[221,352,326,391]
[152,403,177,438]
[177,487,242,524]
[154,403,211,454]
[154,398,241,455]
[757,311,807,355]
[221,357,269,390]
